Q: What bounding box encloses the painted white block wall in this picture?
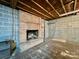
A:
[48,15,79,42]
[45,21,49,39]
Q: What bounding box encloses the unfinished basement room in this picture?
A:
[0,0,79,59]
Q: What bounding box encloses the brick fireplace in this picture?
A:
[19,10,45,52]
[20,10,44,43]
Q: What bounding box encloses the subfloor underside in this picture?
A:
[14,39,79,59]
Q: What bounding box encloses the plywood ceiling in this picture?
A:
[0,0,79,20]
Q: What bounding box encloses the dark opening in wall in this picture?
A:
[27,30,38,41]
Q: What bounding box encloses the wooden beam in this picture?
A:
[68,1,74,11]
[0,0,9,4]
[10,0,18,8]
[65,1,74,12]
[60,0,67,13]
[31,0,55,18]
[17,6,47,19]
[74,0,77,10]
[60,9,79,16]
[45,0,60,16]
[65,1,74,5]
[18,1,50,18]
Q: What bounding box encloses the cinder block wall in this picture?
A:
[0,4,19,47]
[48,15,79,42]
[19,10,44,43]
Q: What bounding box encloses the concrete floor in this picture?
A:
[0,49,10,59]
[14,39,79,59]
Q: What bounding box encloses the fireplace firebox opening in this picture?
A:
[27,30,38,41]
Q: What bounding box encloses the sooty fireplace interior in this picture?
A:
[27,30,38,40]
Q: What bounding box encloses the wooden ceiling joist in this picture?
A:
[18,1,50,18]
[45,0,60,16]
[0,0,9,4]
[60,9,79,16]
[60,0,67,13]
[74,0,77,10]
[69,1,74,11]
[65,1,74,12]
[17,6,47,19]
[65,1,74,5]
[65,1,74,7]
[10,0,18,8]
[31,0,55,18]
